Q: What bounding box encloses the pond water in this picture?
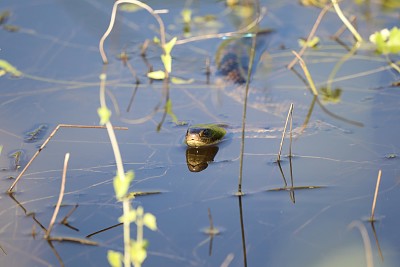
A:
[0,0,399,266]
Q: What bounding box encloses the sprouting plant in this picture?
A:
[98,70,158,267]
[298,36,320,48]
[147,36,177,80]
[369,27,400,55]
[108,205,157,267]
[0,59,22,77]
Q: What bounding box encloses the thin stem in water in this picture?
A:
[45,153,70,239]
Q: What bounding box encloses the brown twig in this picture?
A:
[61,204,79,225]
[45,153,69,239]
[48,236,98,246]
[331,15,356,39]
[86,222,122,238]
[7,124,128,193]
[277,103,294,162]
[287,4,331,70]
[370,170,382,222]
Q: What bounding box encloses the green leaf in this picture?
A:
[97,106,111,125]
[387,27,400,54]
[0,145,3,155]
[113,171,134,199]
[164,37,177,55]
[107,250,122,267]
[171,77,194,84]
[161,54,172,73]
[165,99,178,123]
[118,209,136,224]
[153,36,160,44]
[130,241,147,265]
[147,70,166,80]
[298,36,320,48]
[369,27,400,54]
[143,213,157,231]
[136,206,144,217]
[125,170,135,181]
[181,9,192,24]
[0,59,22,77]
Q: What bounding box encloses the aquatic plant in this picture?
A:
[98,71,158,267]
[369,27,400,55]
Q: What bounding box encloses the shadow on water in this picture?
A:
[0,0,400,266]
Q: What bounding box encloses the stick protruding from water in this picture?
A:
[370,169,382,222]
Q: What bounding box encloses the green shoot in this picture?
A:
[165,99,178,124]
[109,206,157,267]
[181,9,192,24]
[147,70,166,80]
[298,36,320,48]
[0,59,22,77]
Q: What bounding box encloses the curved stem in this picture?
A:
[99,68,131,267]
[331,0,363,43]
[99,0,166,64]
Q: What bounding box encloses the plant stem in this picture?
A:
[45,153,69,239]
[99,70,131,267]
[237,34,257,195]
[99,0,167,64]
[292,51,319,96]
[370,170,382,222]
[331,0,363,43]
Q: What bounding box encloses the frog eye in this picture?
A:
[200,129,211,137]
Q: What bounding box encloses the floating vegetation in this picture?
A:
[319,87,342,104]
[0,59,22,77]
[3,24,19,32]
[268,185,325,192]
[24,124,48,143]
[385,153,397,159]
[0,10,10,25]
[9,150,24,170]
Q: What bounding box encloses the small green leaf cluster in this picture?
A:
[369,27,400,54]
[147,37,177,79]
[298,36,320,48]
[113,170,135,200]
[0,59,22,77]
[108,206,157,267]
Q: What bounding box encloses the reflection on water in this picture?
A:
[186,146,219,172]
